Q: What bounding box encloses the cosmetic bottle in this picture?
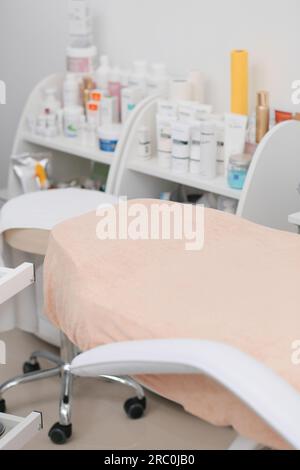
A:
[101,96,118,125]
[129,61,148,94]
[96,55,111,91]
[138,126,152,159]
[188,70,205,103]
[275,109,292,124]
[86,100,100,126]
[199,121,217,179]
[171,121,191,174]
[224,113,248,176]
[170,79,192,102]
[215,121,225,176]
[121,87,144,123]
[189,122,202,175]
[157,100,178,118]
[80,76,96,110]
[68,0,93,48]
[147,63,170,98]
[63,74,80,107]
[42,88,61,115]
[256,91,270,144]
[108,67,122,121]
[156,115,176,169]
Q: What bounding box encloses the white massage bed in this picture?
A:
[1,119,300,449]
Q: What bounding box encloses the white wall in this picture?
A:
[1,0,300,187]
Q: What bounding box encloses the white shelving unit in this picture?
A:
[113,96,243,202]
[6,73,154,199]
[22,132,114,166]
[127,157,241,200]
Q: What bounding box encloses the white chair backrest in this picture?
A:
[237,120,300,232]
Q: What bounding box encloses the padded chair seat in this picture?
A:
[44,200,300,449]
[1,188,118,240]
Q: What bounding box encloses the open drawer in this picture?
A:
[0,263,35,305]
[0,412,42,450]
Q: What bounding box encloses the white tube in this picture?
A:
[188,70,205,103]
[199,121,217,179]
[171,121,191,174]
[170,79,192,101]
[224,113,248,176]
[156,114,176,169]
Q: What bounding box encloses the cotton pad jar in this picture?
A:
[66,46,98,74]
[227,153,252,190]
[99,125,122,153]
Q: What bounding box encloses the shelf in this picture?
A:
[127,157,242,200]
[22,132,115,166]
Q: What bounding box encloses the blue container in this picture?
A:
[227,154,252,190]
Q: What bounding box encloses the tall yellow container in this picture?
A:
[231,50,249,116]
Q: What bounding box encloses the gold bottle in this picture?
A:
[256,91,270,144]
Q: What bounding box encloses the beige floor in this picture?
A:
[0,330,235,450]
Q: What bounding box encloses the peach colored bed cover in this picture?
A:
[44,200,300,449]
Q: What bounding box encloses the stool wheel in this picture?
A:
[48,423,72,445]
[23,361,41,374]
[124,397,147,420]
[0,399,6,413]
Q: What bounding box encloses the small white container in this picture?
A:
[138,126,152,159]
[63,73,80,107]
[101,96,118,125]
[96,55,111,90]
[199,121,217,179]
[172,121,191,159]
[189,122,202,175]
[66,45,97,74]
[86,100,100,126]
[172,157,189,174]
[121,87,144,123]
[156,115,176,169]
[171,121,191,174]
[170,79,192,102]
[129,61,148,92]
[99,125,122,153]
[64,106,84,138]
[188,70,205,103]
[42,88,61,115]
[147,63,170,98]
[36,115,47,136]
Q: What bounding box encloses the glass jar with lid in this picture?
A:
[228,153,252,190]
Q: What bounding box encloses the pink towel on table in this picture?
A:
[44,200,300,449]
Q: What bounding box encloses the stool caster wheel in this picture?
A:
[124,397,147,420]
[0,399,6,413]
[23,361,41,374]
[48,423,72,445]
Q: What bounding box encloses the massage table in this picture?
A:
[39,199,300,450]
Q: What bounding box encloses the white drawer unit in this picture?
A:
[0,412,42,450]
[0,262,42,449]
[0,263,35,305]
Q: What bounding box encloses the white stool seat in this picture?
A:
[0,188,117,233]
